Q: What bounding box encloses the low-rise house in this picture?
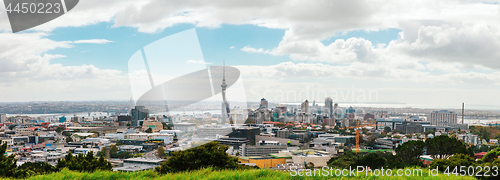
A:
[73,148,99,155]
[118,145,143,152]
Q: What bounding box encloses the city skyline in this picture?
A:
[0,1,499,111]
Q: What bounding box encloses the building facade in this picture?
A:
[324,97,333,118]
[131,106,149,126]
[239,144,288,157]
[0,114,6,123]
[428,110,457,126]
[197,124,232,138]
[301,100,309,113]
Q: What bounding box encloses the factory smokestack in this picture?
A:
[462,103,464,124]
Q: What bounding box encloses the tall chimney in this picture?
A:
[462,102,464,124]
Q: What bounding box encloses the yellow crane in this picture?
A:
[356,120,360,153]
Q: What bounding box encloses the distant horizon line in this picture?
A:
[0,100,498,112]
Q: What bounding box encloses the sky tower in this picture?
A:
[221,60,231,124]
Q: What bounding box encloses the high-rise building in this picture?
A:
[346,106,355,119]
[71,116,80,123]
[333,103,339,119]
[59,116,66,123]
[276,104,287,114]
[301,100,309,113]
[260,98,268,109]
[325,97,333,118]
[131,106,149,126]
[428,110,457,126]
[0,114,6,123]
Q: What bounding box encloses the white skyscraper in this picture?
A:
[301,100,309,113]
[0,114,6,123]
[325,97,333,118]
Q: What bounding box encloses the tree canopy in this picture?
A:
[383,126,391,134]
[481,147,500,163]
[18,162,57,176]
[155,141,240,173]
[0,140,24,177]
[56,152,112,172]
[328,135,474,170]
[354,152,386,169]
[426,135,473,159]
[158,146,166,158]
[429,154,476,172]
[395,140,425,165]
[470,126,493,142]
[327,149,361,168]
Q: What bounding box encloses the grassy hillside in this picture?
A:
[2,167,477,180]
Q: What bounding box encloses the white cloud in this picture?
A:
[0,32,130,101]
[236,61,500,85]
[240,46,271,54]
[2,1,499,70]
[388,22,500,69]
[272,36,379,64]
[229,46,234,49]
[72,39,113,44]
[426,62,464,73]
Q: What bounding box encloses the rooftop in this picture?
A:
[123,157,165,163]
[114,165,155,172]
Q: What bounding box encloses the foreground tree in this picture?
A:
[430,154,476,172]
[0,140,26,177]
[379,152,405,169]
[426,135,473,159]
[481,147,500,163]
[354,153,386,169]
[155,141,240,173]
[56,152,112,172]
[396,140,426,165]
[327,149,361,168]
[17,162,57,176]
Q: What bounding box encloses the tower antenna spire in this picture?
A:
[221,60,231,125]
[223,59,226,82]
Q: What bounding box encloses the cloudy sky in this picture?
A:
[1,0,500,110]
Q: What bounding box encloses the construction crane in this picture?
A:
[94,107,99,116]
[100,105,105,116]
[341,119,380,153]
[356,120,360,153]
